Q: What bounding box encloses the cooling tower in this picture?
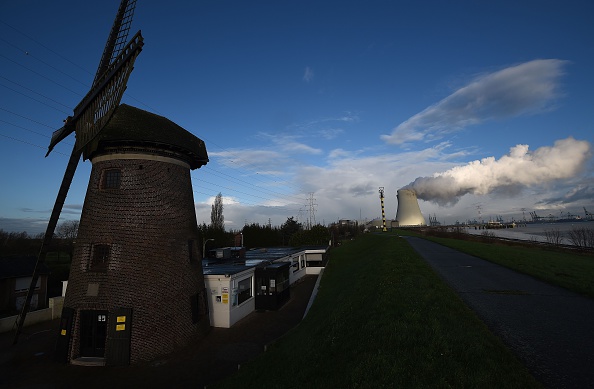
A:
[395,189,427,227]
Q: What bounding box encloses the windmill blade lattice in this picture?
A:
[74,31,143,151]
[94,0,138,86]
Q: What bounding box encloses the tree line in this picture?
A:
[201,193,363,248]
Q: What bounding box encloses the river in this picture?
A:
[464,220,594,246]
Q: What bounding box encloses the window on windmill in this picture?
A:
[90,244,110,272]
[102,169,121,189]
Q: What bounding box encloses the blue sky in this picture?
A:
[1,0,593,234]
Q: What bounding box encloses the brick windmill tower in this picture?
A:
[60,104,210,365]
[13,1,211,365]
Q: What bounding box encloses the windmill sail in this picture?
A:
[46,0,143,157]
[74,31,143,152]
[13,0,143,344]
[94,0,138,85]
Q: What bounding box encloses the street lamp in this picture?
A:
[202,238,214,259]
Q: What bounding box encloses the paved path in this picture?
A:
[403,236,594,389]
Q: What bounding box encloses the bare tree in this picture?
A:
[568,227,594,248]
[210,192,224,231]
[544,228,563,245]
[56,220,79,240]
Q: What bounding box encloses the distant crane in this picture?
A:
[530,211,543,222]
[429,214,441,226]
[379,187,387,231]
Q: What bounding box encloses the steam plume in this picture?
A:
[403,137,591,206]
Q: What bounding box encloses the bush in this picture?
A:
[544,228,563,245]
[567,227,594,249]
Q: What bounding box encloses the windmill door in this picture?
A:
[55,307,75,363]
[80,310,108,357]
[106,308,132,366]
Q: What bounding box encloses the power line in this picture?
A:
[0,53,83,97]
[0,36,90,88]
[0,118,61,141]
[305,192,317,229]
[0,19,93,76]
[0,78,72,114]
[0,118,304,211]
[0,132,68,156]
[201,166,304,203]
[198,141,303,194]
[0,47,302,204]
[191,176,290,203]
[0,20,307,215]
[0,107,66,129]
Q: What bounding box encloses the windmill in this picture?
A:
[13,0,143,344]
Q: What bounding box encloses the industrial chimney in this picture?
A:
[396,189,427,227]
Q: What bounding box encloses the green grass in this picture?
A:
[212,233,541,389]
[407,231,594,299]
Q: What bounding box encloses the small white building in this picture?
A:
[203,265,255,328]
[244,245,330,281]
[285,252,307,284]
[202,245,330,328]
[302,246,328,275]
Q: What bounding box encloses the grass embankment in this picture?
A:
[408,231,594,299]
[212,233,541,389]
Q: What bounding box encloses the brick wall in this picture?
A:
[64,153,210,364]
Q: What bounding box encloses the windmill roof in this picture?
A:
[83,104,208,169]
[0,256,50,279]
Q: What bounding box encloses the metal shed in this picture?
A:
[255,262,290,311]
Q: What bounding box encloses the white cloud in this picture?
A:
[256,133,322,155]
[209,149,285,171]
[318,128,344,140]
[328,148,350,159]
[282,141,322,154]
[280,113,357,140]
[200,195,240,205]
[381,59,569,145]
[196,136,592,228]
[194,143,466,227]
[303,66,314,82]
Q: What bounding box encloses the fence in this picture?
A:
[0,296,64,333]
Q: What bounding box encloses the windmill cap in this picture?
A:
[82,104,208,169]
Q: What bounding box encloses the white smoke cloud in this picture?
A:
[404,137,592,206]
[381,59,568,145]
